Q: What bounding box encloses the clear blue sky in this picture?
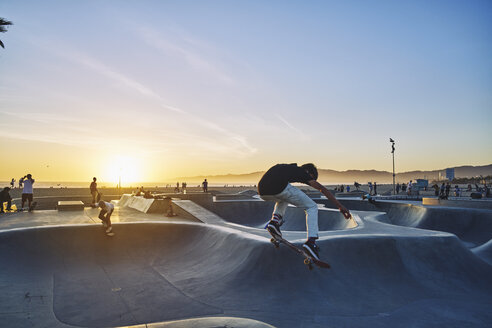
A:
[1,0,491,182]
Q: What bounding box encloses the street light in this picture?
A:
[390,138,395,195]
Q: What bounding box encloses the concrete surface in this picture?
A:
[57,201,85,211]
[0,197,491,327]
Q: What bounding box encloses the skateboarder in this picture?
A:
[19,174,35,211]
[258,163,351,260]
[98,200,115,236]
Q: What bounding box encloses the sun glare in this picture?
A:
[104,155,142,186]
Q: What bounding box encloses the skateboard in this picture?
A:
[29,201,37,212]
[269,232,330,270]
[99,213,114,236]
[102,223,114,237]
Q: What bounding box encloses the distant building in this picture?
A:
[446,168,455,181]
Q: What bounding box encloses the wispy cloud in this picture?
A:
[0,111,80,124]
[12,37,256,158]
[137,27,235,85]
[276,114,310,141]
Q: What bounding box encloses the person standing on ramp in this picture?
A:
[258,163,351,260]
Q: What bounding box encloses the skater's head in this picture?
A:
[301,163,318,180]
[98,200,105,208]
[26,174,32,179]
[93,177,97,182]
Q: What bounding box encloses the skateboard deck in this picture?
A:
[269,232,330,270]
[29,201,37,212]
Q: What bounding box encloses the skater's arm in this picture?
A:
[308,180,352,220]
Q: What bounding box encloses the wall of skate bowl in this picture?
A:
[360,203,492,248]
[210,200,357,230]
[1,222,492,327]
[317,198,492,248]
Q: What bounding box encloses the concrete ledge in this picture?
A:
[423,197,440,205]
[57,201,85,211]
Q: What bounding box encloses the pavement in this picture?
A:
[0,197,492,327]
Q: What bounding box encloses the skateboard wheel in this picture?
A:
[304,258,311,265]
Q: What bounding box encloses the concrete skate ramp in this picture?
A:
[370,205,492,247]
[211,200,357,230]
[2,222,491,327]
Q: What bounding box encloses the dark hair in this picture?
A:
[98,200,105,207]
[301,163,318,180]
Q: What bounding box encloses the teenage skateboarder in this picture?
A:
[258,163,351,260]
[98,200,115,236]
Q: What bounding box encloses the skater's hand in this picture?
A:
[339,206,351,220]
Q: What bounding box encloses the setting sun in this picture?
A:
[103,155,142,186]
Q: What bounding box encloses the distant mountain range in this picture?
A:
[174,164,492,185]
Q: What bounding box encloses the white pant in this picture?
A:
[260,183,319,238]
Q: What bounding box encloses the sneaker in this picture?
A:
[106,232,115,236]
[303,241,320,261]
[105,227,112,233]
[267,219,283,238]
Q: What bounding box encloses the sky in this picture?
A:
[1,0,491,184]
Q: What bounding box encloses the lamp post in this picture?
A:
[390,138,395,195]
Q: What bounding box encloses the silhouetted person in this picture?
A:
[258,163,351,261]
[439,183,446,199]
[445,182,451,199]
[373,182,377,195]
[10,178,15,189]
[90,177,99,207]
[396,183,401,194]
[407,180,413,195]
[165,196,177,217]
[0,187,12,213]
[202,179,208,193]
[455,185,461,197]
[432,184,439,196]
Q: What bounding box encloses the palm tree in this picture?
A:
[0,18,13,49]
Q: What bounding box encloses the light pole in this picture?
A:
[390,138,395,195]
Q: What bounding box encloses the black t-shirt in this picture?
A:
[258,163,313,195]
